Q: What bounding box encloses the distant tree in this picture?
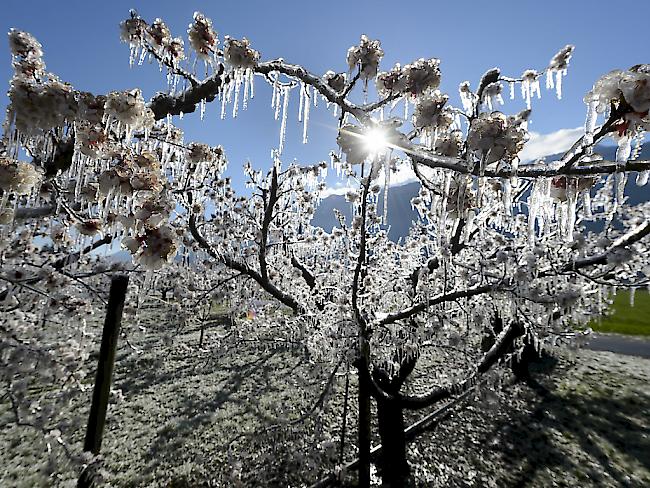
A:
[2,9,650,487]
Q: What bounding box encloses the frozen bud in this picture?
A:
[224,37,260,69]
[187,12,218,62]
[607,247,632,266]
[549,45,574,71]
[346,35,383,80]
[323,71,346,93]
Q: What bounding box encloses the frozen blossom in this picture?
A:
[434,130,464,157]
[104,89,155,133]
[8,77,78,135]
[376,64,407,96]
[8,29,43,60]
[224,37,260,69]
[0,157,41,195]
[187,12,218,64]
[403,58,441,96]
[125,225,179,270]
[412,91,451,129]
[466,111,529,164]
[187,142,224,167]
[346,35,383,80]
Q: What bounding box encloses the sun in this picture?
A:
[363,127,389,154]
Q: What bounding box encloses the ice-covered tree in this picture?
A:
[2,9,650,487]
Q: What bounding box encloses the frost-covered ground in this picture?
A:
[1,306,649,487]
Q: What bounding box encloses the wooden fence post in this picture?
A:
[78,275,128,487]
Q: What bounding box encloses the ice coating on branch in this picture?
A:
[224,37,260,69]
[0,156,41,195]
[323,71,346,93]
[187,12,218,64]
[346,35,383,80]
[636,170,649,186]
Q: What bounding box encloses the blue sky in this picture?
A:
[2,0,649,190]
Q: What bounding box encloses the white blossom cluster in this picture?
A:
[467,111,529,164]
[376,58,441,98]
[187,11,218,64]
[224,37,260,69]
[104,89,155,134]
[0,156,41,195]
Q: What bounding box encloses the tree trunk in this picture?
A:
[358,367,371,488]
[376,398,410,487]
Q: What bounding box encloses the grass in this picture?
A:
[590,289,650,336]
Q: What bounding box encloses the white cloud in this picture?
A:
[519,127,583,163]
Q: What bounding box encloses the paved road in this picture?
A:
[585,333,650,359]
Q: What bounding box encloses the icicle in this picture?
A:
[383,156,390,224]
[278,87,289,154]
[636,170,649,186]
[509,81,515,100]
[302,86,310,144]
[200,99,206,120]
[616,135,632,163]
[583,96,598,148]
[582,191,593,219]
[243,69,250,111]
[298,82,305,122]
[555,69,564,99]
[404,98,409,120]
[232,69,243,118]
[220,82,229,120]
[630,287,636,307]
[502,179,512,216]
